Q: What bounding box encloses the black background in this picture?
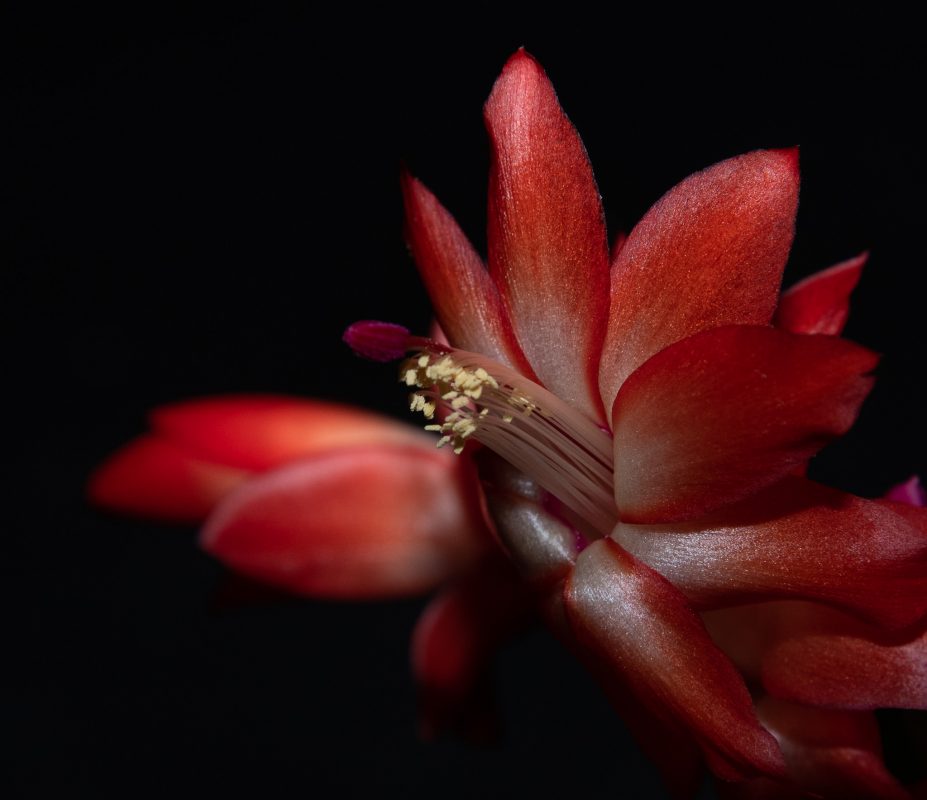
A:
[8,7,926,797]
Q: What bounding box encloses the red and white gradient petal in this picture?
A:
[616,479,927,630]
[484,49,609,422]
[565,538,785,781]
[88,435,251,523]
[411,556,533,740]
[611,325,878,523]
[401,173,532,374]
[200,443,491,599]
[600,149,799,410]
[151,395,429,471]
[774,252,867,335]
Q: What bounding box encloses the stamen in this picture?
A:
[402,346,616,536]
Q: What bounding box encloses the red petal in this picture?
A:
[87,435,251,523]
[565,538,785,780]
[616,478,927,629]
[484,49,609,422]
[200,443,490,598]
[717,698,908,800]
[600,149,800,411]
[151,394,427,471]
[410,556,533,741]
[400,173,533,374]
[774,252,867,335]
[611,325,878,523]
[762,614,927,710]
[756,698,908,800]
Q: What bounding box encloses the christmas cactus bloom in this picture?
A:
[348,49,926,794]
[90,50,927,799]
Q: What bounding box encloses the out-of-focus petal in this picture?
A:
[401,173,533,373]
[484,49,609,422]
[151,395,428,471]
[88,435,250,523]
[718,698,908,800]
[885,476,927,507]
[410,556,533,741]
[774,253,867,336]
[616,478,927,629]
[200,443,490,599]
[565,538,785,781]
[600,149,799,410]
[611,325,877,523]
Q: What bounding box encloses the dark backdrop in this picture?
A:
[8,8,926,797]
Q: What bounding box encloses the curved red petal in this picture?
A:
[400,172,533,374]
[611,325,878,523]
[410,556,533,740]
[717,698,908,800]
[600,149,799,411]
[484,49,609,422]
[763,617,927,710]
[87,435,251,523]
[565,538,785,781]
[616,479,927,629]
[151,394,427,471]
[774,252,867,336]
[200,444,490,599]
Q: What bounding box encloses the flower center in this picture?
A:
[403,345,616,536]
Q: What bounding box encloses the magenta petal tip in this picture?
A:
[343,320,411,362]
[884,475,927,507]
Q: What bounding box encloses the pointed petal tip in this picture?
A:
[88,435,250,523]
[343,320,411,362]
[770,146,800,174]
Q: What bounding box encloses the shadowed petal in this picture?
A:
[151,395,428,471]
[763,615,927,710]
[411,556,533,741]
[401,173,533,373]
[611,325,878,523]
[200,443,490,598]
[616,479,927,629]
[774,252,867,335]
[88,435,251,523]
[600,149,799,410]
[565,538,785,780]
[485,49,609,422]
[717,698,908,800]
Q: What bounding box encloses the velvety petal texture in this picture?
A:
[565,538,785,780]
[762,617,927,710]
[600,149,799,410]
[774,252,867,335]
[611,325,878,523]
[615,479,927,629]
[485,49,609,421]
[201,444,489,598]
[401,173,532,373]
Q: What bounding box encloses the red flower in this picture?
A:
[91,50,926,798]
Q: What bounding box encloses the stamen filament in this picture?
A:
[402,346,616,536]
